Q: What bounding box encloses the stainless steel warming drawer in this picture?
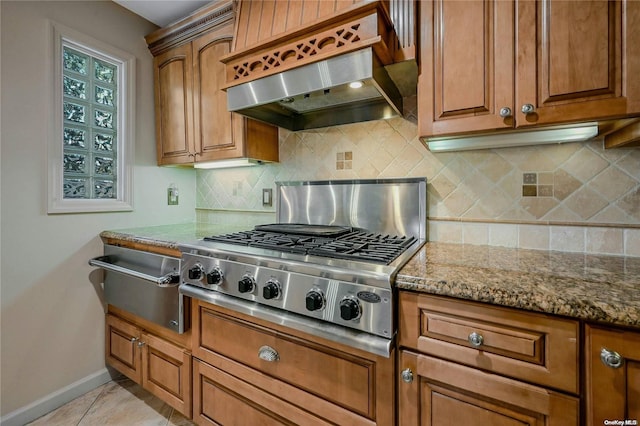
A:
[89,244,185,333]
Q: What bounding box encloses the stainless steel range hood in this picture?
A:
[226,48,404,131]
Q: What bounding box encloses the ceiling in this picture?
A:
[113,0,212,27]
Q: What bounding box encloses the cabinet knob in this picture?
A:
[521,103,535,114]
[130,337,138,343]
[468,332,484,348]
[137,341,146,348]
[499,107,512,118]
[258,345,279,362]
[600,348,623,369]
[401,368,414,383]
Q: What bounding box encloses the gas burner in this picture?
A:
[204,225,415,265]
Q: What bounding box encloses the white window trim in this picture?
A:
[48,21,135,214]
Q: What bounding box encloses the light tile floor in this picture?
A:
[27,376,196,426]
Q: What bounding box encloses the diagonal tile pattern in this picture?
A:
[27,378,194,426]
[196,110,640,226]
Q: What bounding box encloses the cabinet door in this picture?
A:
[141,332,192,418]
[585,325,640,426]
[398,350,579,426]
[105,314,141,383]
[516,0,640,126]
[192,25,246,162]
[418,0,515,136]
[154,44,195,165]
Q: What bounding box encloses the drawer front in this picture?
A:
[399,292,579,394]
[194,304,375,419]
[193,358,332,426]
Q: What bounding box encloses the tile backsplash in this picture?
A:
[196,114,640,256]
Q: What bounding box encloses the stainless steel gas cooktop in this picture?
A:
[179,178,426,356]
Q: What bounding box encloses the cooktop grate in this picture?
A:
[204,227,416,264]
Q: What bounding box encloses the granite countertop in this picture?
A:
[397,242,640,329]
[99,223,250,251]
[100,225,640,329]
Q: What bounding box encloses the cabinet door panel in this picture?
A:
[154,44,194,164]
[141,332,191,418]
[516,0,630,125]
[193,28,246,162]
[420,0,514,136]
[585,325,640,426]
[399,350,580,426]
[546,1,612,98]
[105,314,141,383]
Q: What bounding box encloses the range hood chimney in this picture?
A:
[221,1,416,131]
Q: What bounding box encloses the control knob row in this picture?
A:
[238,276,282,300]
[305,290,362,321]
[187,265,224,285]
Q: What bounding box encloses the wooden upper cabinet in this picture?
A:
[419,0,640,139]
[146,0,279,166]
[154,45,195,165]
[516,0,639,127]
[419,0,514,136]
[192,29,243,162]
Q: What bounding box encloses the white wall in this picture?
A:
[0,1,196,418]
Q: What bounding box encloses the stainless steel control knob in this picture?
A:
[188,264,204,280]
[305,290,325,311]
[206,267,224,285]
[262,279,281,300]
[339,298,361,321]
[238,275,255,293]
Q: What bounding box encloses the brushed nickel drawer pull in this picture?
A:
[600,348,623,369]
[468,332,484,348]
[258,345,279,362]
[499,107,512,118]
[521,103,535,114]
[401,368,414,383]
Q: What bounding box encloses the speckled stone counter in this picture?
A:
[396,242,640,329]
[100,223,250,252]
[101,226,640,329]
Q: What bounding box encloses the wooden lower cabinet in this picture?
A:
[191,299,395,425]
[398,292,581,425]
[106,313,192,417]
[398,350,579,425]
[585,324,640,425]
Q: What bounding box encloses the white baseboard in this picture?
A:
[1,368,113,426]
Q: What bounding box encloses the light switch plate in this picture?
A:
[167,187,179,205]
[262,188,272,207]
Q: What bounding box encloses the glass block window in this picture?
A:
[49,22,134,213]
[62,46,119,199]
